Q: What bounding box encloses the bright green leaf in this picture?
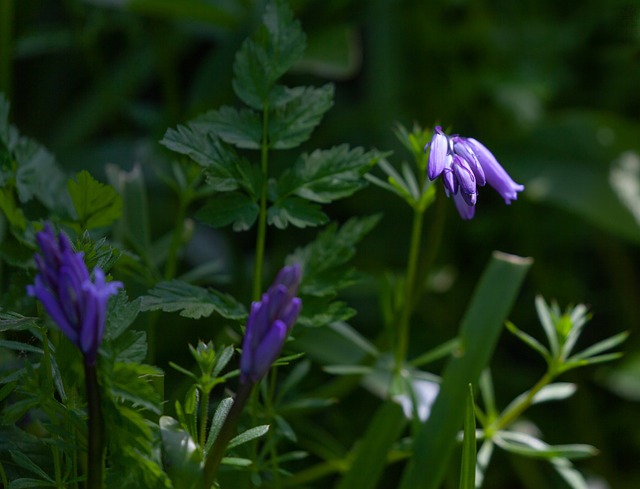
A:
[159,416,204,489]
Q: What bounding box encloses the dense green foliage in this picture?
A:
[1,0,639,488]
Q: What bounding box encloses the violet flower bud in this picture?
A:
[424,126,524,219]
[27,223,122,365]
[240,264,302,384]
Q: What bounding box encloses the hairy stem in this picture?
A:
[199,387,210,448]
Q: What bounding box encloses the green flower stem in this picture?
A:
[253,107,270,301]
[265,368,282,488]
[203,380,254,488]
[491,369,555,433]
[199,386,210,448]
[394,206,425,373]
[84,363,104,489]
[164,192,190,280]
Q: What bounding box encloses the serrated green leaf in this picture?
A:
[275,145,378,204]
[228,425,270,449]
[267,196,328,229]
[75,233,122,274]
[196,192,259,231]
[105,293,141,340]
[140,280,247,320]
[268,84,334,149]
[68,170,123,230]
[291,215,380,297]
[110,362,163,412]
[111,330,147,363]
[194,106,261,150]
[159,416,204,489]
[232,0,306,109]
[14,138,69,213]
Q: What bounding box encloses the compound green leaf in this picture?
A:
[68,170,123,230]
[196,191,259,231]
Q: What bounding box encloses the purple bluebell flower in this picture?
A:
[27,223,123,365]
[240,264,302,383]
[424,126,524,219]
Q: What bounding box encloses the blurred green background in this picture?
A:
[3,0,640,487]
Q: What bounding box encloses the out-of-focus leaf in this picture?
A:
[196,192,259,231]
[500,383,577,421]
[159,416,204,489]
[140,280,246,320]
[126,0,240,29]
[0,311,38,332]
[295,24,361,80]
[399,252,532,489]
[335,401,406,489]
[509,111,640,243]
[68,170,122,231]
[494,431,598,460]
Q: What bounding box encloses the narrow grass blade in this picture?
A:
[459,384,476,489]
[399,252,532,489]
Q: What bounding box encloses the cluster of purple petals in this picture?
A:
[27,224,123,366]
[425,126,524,219]
[240,264,302,383]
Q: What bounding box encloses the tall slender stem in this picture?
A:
[394,207,425,372]
[164,193,189,280]
[84,363,104,489]
[253,107,270,301]
[203,380,254,488]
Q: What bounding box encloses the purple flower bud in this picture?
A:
[426,126,450,181]
[427,127,524,219]
[27,223,123,365]
[465,138,524,204]
[240,264,302,384]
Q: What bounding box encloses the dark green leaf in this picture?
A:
[204,397,233,457]
[232,0,306,109]
[296,299,356,328]
[110,362,163,414]
[291,215,380,297]
[267,196,328,229]
[275,145,379,204]
[68,170,123,230]
[194,106,262,150]
[196,192,259,231]
[111,330,147,363]
[140,280,247,320]
[0,311,39,332]
[268,84,334,149]
[105,293,141,340]
[14,137,69,213]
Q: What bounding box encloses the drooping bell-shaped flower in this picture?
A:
[240,264,302,383]
[424,127,524,219]
[27,223,123,365]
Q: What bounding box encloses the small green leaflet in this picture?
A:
[268,84,334,149]
[267,196,328,229]
[274,145,380,204]
[68,170,123,230]
[232,0,306,109]
[140,280,247,320]
[196,192,259,232]
[193,106,262,150]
